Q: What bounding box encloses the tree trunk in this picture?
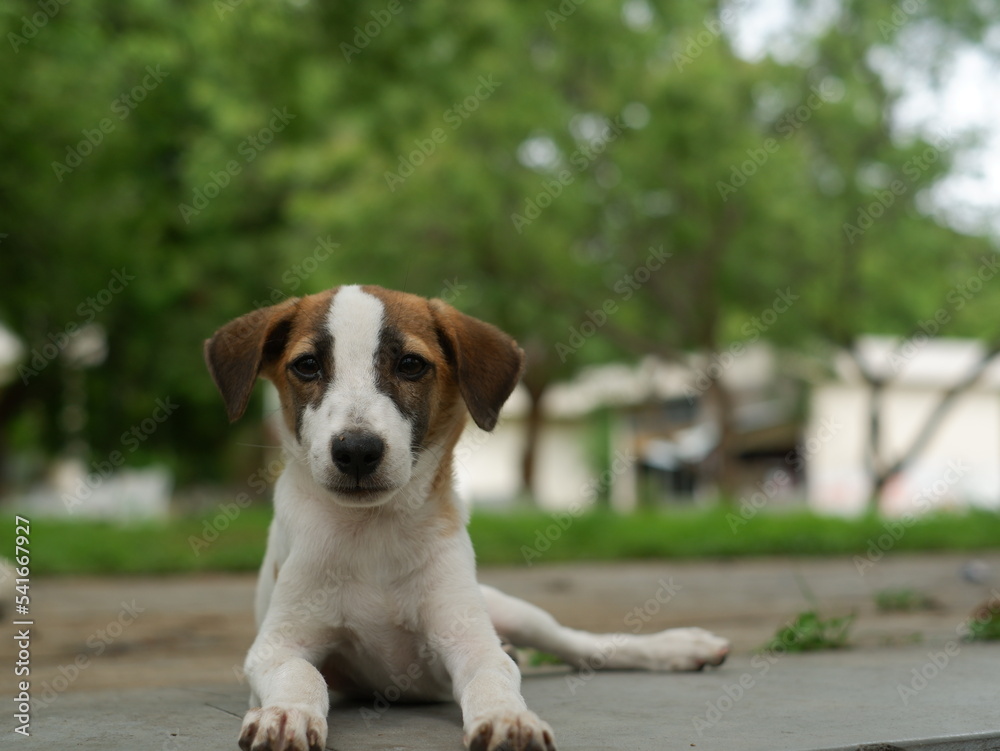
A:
[519,383,545,503]
[860,339,1000,512]
[0,379,32,495]
[704,375,738,504]
[864,376,887,514]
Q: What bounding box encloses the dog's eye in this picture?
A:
[290,355,321,381]
[396,354,429,380]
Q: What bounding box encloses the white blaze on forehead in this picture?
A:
[296,284,415,496]
[327,285,384,399]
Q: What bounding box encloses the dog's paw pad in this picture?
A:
[466,710,555,751]
[239,705,327,751]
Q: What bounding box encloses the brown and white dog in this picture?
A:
[205,285,729,751]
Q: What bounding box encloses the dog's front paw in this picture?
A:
[637,627,730,671]
[465,710,556,751]
[239,705,327,751]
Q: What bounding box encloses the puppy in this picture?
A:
[205,285,729,751]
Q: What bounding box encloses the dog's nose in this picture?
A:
[331,431,385,480]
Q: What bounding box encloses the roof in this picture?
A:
[504,345,782,419]
[834,335,1000,389]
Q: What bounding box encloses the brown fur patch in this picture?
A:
[427,299,525,431]
[363,286,465,452]
[261,289,335,437]
[428,416,467,535]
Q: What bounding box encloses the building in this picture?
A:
[460,337,1000,516]
[457,345,804,512]
[807,336,1000,516]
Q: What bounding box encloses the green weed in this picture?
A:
[759,610,855,654]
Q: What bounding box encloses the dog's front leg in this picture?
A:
[239,619,329,751]
[425,586,556,751]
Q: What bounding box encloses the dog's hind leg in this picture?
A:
[480,584,729,672]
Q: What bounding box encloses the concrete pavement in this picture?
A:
[7,553,1000,749]
[20,644,1000,750]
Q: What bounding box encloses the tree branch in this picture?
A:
[882,338,1000,481]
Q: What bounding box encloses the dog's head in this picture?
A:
[204,285,524,507]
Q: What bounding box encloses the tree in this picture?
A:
[2,0,998,512]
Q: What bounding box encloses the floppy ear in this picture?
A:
[203,300,298,422]
[429,299,525,432]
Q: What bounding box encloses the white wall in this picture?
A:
[807,384,1000,515]
[454,419,597,510]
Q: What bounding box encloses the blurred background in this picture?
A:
[3,0,1000,569]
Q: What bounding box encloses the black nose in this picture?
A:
[331,431,385,480]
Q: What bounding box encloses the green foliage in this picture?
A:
[526,650,565,668]
[4,507,1000,575]
[759,611,855,654]
[966,601,1000,641]
[0,506,274,575]
[2,0,1000,489]
[874,588,940,613]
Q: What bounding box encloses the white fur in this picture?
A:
[297,286,414,505]
[236,289,730,751]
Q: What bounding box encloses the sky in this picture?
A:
[725,0,1000,239]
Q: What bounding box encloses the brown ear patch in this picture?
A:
[429,299,524,431]
[203,299,299,422]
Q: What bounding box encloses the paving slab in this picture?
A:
[15,644,1000,751]
[6,555,999,749]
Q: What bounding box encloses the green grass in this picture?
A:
[874,587,940,613]
[3,506,277,576]
[468,507,1000,564]
[2,506,999,576]
[759,610,855,653]
[967,599,1000,642]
